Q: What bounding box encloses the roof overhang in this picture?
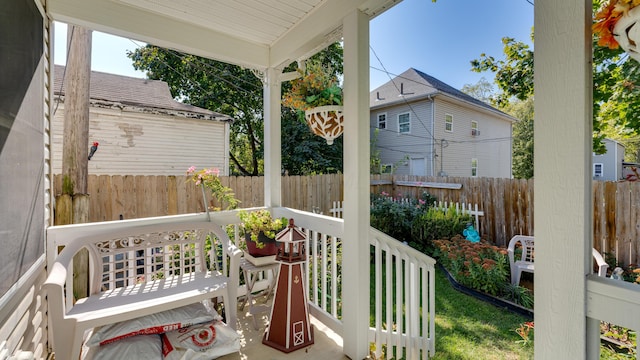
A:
[47,0,402,71]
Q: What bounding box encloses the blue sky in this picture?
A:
[54,0,533,92]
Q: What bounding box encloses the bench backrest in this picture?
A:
[91,227,218,293]
[49,220,234,297]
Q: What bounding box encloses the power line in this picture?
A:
[370,46,437,143]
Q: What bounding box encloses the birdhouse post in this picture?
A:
[262,218,314,352]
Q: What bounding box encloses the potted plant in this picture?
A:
[187,166,239,211]
[238,209,287,261]
[282,58,344,145]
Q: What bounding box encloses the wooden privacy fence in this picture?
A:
[53,174,640,266]
[53,174,343,223]
[371,175,534,247]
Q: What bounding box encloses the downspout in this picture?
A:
[429,95,435,176]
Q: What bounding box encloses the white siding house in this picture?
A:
[370,68,516,178]
[52,65,232,176]
[592,138,625,181]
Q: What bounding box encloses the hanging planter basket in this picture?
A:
[304,105,344,145]
[614,6,640,62]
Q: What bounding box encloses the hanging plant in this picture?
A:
[594,0,640,60]
[282,59,344,144]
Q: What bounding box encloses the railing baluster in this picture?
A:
[395,248,403,358]
[311,229,318,305]
[321,232,328,312]
[375,238,383,360]
[331,235,338,317]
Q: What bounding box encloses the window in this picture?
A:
[594,163,604,178]
[398,113,410,134]
[445,114,453,132]
[381,164,393,174]
[471,158,478,177]
[471,121,479,136]
[377,113,386,129]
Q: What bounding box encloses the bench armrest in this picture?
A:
[43,261,71,324]
[225,241,243,303]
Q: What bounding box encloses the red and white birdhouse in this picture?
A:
[262,218,314,352]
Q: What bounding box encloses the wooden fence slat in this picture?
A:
[122,175,136,219]
[166,176,177,215]
[631,184,640,266]
[605,181,618,264]
[111,175,124,220]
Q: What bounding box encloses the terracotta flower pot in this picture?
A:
[304,105,344,145]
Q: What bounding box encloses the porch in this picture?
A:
[45,207,435,359]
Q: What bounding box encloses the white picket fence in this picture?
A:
[432,201,484,234]
[330,199,484,233]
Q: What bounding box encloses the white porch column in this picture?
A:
[534,0,592,358]
[342,9,370,360]
[263,67,282,207]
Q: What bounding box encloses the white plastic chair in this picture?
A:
[507,235,535,286]
[592,248,609,277]
[508,235,610,286]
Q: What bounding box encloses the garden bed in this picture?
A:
[439,264,533,319]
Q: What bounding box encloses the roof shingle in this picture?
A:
[53,65,231,120]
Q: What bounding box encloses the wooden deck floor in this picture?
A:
[219,295,347,360]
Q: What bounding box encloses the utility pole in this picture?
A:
[61,25,91,206]
[57,25,92,297]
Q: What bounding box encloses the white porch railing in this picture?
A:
[368,227,436,359]
[46,207,436,359]
[586,275,640,359]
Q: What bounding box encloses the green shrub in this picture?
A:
[501,282,534,309]
[432,237,509,297]
[410,206,472,253]
[369,192,436,242]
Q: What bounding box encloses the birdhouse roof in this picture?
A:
[275,219,306,242]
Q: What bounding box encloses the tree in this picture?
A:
[460,77,495,103]
[128,43,344,176]
[505,98,534,179]
[471,8,640,156]
[470,36,534,108]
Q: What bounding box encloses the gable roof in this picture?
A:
[370,68,514,121]
[53,65,231,121]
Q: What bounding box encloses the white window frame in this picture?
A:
[445,114,453,132]
[398,112,410,134]
[471,120,479,136]
[594,163,604,178]
[471,158,478,177]
[381,164,393,174]
[377,113,387,129]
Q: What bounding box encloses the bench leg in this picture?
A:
[223,289,237,331]
[52,326,84,360]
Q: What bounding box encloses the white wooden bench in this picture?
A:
[43,220,242,360]
[508,235,610,285]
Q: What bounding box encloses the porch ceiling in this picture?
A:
[47,0,401,70]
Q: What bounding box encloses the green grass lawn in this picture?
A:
[432,267,534,360]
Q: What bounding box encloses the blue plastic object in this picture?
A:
[463,223,480,243]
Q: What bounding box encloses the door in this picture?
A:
[410,157,426,176]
